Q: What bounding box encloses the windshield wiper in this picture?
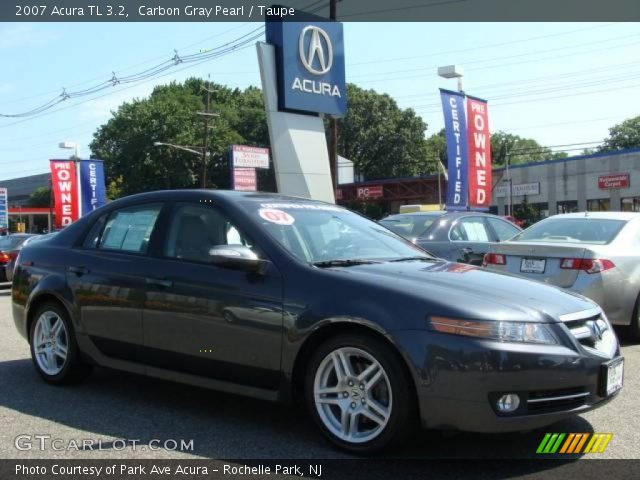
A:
[388,256,437,262]
[313,259,382,268]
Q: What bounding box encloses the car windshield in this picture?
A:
[379,213,444,238]
[0,236,28,249]
[512,218,626,245]
[246,202,431,264]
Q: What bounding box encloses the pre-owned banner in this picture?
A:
[79,160,106,216]
[440,89,468,210]
[466,96,492,209]
[50,160,79,228]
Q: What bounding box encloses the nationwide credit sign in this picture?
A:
[266,17,346,116]
[440,89,469,210]
[598,173,629,190]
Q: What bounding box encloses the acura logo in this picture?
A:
[299,25,333,75]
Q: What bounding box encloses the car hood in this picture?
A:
[332,259,597,323]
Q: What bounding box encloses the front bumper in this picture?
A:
[390,329,621,433]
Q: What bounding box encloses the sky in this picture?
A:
[0,21,638,181]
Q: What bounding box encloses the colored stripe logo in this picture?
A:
[537,433,613,454]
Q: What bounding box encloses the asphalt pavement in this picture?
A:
[0,290,638,461]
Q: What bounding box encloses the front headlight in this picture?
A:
[429,316,558,345]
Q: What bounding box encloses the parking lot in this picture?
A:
[0,290,638,461]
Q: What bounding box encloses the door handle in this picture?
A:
[68,266,89,276]
[145,277,173,288]
[461,247,474,255]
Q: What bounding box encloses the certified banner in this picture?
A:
[50,160,79,228]
[79,160,106,216]
[466,96,492,209]
[440,89,469,210]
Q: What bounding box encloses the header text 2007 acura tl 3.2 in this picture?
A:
[11,191,623,453]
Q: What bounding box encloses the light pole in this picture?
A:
[153,142,208,157]
[437,65,464,93]
[58,141,79,159]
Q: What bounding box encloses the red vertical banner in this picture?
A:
[466,97,492,209]
[50,160,79,228]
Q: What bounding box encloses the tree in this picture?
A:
[336,84,430,179]
[90,78,271,197]
[26,187,51,207]
[601,116,640,151]
[490,131,566,167]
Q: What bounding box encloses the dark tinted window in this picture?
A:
[98,204,162,253]
[514,218,626,244]
[164,203,255,263]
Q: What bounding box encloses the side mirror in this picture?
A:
[208,245,267,273]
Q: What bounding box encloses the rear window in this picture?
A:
[513,218,626,245]
[379,214,443,237]
[0,236,27,249]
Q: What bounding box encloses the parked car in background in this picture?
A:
[379,211,522,265]
[7,233,56,282]
[12,190,621,453]
[0,234,36,283]
[483,211,640,339]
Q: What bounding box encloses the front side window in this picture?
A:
[449,217,490,242]
[98,204,162,253]
[487,217,520,242]
[164,203,255,263]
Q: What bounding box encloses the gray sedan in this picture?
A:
[484,212,640,339]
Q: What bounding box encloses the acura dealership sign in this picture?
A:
[266,19,346,116]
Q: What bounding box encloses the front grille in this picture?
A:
[527,387,589,413]
[559,308,617,359]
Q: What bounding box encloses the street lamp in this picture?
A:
[437,65,464,92]
[58,141,79,158]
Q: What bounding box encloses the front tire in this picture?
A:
[29,302,91,384]
[627,294,640,342]
[305,333,415,453]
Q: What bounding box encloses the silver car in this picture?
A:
[483,212,640,339]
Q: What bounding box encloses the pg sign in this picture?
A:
[266,19,346,116]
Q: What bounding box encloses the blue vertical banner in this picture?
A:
[440,89,469,210]
[78,160,106,216]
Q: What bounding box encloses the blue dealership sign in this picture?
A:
[440,89,469,210]
[266,19,346,116]
[79,160,106,216]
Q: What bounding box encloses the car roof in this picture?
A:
[386,211,496,218]
[549,212,640,221]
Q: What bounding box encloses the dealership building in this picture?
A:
[337,148,640,217]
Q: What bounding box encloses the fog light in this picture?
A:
[496,394,520,413]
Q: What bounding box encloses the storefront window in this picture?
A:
[587,198,611,211]
[557,200,578,213]
[622,197,640,212]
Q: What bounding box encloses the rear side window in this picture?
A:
[514,218,626,244]
[97,204,162,253]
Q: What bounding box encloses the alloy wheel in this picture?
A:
[313,347,392,444]
[33,311,69,376]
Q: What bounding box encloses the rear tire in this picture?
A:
[29,302,92,384]
[304,333,416,454]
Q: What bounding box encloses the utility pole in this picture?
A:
[198,81,218,189]
[328,0,338,193]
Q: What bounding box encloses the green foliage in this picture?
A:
[337,84,431,179]
[90,78,271,197]
[490,131,566,167]
[26,186,51,207]
[601,116,640,151]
